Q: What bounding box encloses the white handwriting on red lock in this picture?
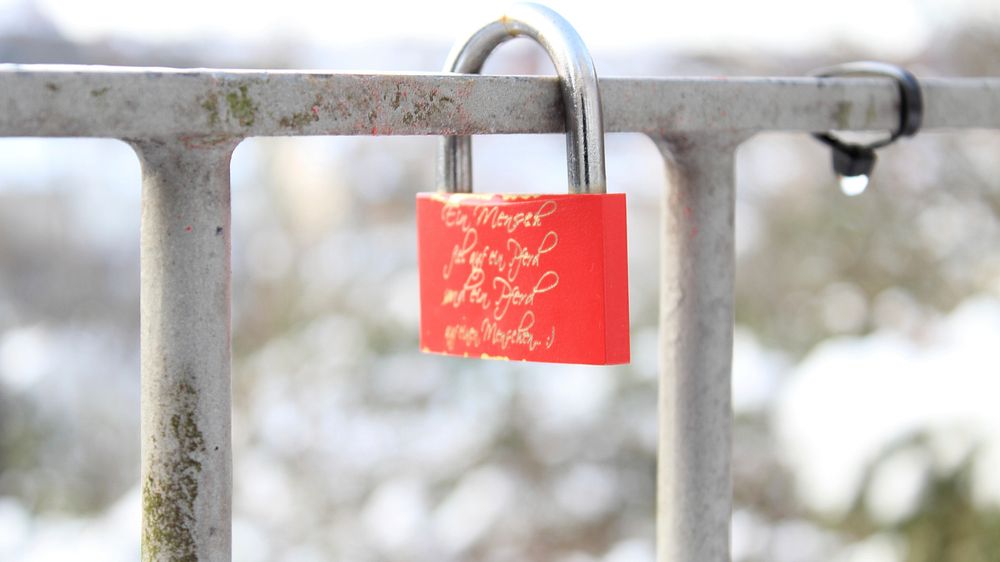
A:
[438,200,561,350]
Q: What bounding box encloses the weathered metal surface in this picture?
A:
[135,137,238,562]
[2,65,999,138]
[652,133,746,562]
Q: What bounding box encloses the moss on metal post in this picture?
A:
[198,84,258,129]
[200,94,221,127]
[224,85,257,128]
[134,137,240,562]
[142,380,205,561]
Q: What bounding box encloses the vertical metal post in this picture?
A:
[651,133,746,562]
[133,137,240,562]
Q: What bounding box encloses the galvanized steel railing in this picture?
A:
[2,64,999,561]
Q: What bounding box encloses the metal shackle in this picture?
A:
[437,2,607,194]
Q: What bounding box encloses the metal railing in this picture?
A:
[2,63,999,561]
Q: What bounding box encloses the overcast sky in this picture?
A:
[2,0,998,58]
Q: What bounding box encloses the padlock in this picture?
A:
[416,3,629,365]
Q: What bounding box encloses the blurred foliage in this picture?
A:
[736,134,1000,357]
[841,433,1000,562]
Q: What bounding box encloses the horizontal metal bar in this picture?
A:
[1,65,998,138]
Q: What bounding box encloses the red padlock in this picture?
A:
[416,4,629,365]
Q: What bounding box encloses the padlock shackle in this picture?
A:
[438,3,607,194]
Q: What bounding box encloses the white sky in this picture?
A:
[4,0,999,57]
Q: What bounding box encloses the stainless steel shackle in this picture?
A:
[437,3,607,194]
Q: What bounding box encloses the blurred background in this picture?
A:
[1,0,1000,560]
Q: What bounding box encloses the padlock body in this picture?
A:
[416,192,629,364]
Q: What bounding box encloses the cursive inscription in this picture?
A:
[436,197,562,356]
